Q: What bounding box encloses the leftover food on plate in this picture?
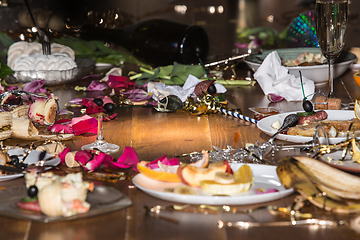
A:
[18,172,94,217]
[167,163,253,196]
[283,52,327,67]
[271,110,360,138]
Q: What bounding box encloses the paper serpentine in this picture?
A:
[219,108,258,124]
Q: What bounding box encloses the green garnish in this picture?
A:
[297,111,315,117]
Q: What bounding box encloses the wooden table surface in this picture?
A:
[1,64,360,240]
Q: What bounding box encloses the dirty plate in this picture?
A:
[133,163,293,205]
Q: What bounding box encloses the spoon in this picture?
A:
[268,114,299,143]
[258,114,299,159]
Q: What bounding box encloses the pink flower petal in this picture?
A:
[107,75,132,89]
[84,152,112,171]
[68,98,84,105]
[23,79,46,93]
[47,124,73,134]
[255,188,279,194]
[82,74,101,81]
[102,96,114,105]
[69,115,94,126]
[104,146,139,171]
[75,150,93,165]
[87,80,108,91]
[147,155,180,169]
[122,88,152,102]
[6,85,18,91]
[59,147,71,164]
[72,119,98,136]
[267,93,284,103]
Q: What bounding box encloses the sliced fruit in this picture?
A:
[355,99,360,120]
[173,185,196,195]
[200,164,254,195]
[214,172,235,184]
[190,150,209,168]
[352,138,360,163]
[177,161,229,188]
[200,180,252,195]
[234,164,254,183]
[137,162,181,183]
[209,160,233,173]
[353,71,360,88]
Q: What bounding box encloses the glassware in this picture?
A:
[315,0,348,97]
[81,114,119,153]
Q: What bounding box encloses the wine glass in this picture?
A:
[81,114,119,153]
[315,0,349,97]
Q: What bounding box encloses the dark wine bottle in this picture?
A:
[80,19,209,67]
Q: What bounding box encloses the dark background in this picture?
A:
[0,0,358,60]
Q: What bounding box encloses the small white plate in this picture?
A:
[0,148,60,182]
[257,110,356,144]
[318,151,360,173]
[132,163,293,205]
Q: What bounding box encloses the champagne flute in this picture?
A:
[81,114,119,153]
[315,0,348,97]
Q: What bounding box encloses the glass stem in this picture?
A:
[96,114,104,141]
[328,58,335,97]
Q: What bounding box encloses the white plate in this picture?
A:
[0,148,60,182]
[318,151,360,173]
[257,110,356,144]
[132,163,293,205]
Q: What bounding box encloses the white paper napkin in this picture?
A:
[254,51,315,101]
[148,74,227,102]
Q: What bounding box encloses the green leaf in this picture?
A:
[52,36,150,67]
[170,62,205,84]
[0,60,13,79]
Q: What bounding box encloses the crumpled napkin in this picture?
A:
[147,74,227,102]
[254,51,315,101]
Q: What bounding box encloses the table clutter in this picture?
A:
[1,1,360,239]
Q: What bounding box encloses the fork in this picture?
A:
[24,0,51,55]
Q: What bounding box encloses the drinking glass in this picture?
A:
[81,114,119,153]
[315,0,348,97]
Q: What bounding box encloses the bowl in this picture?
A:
[244,47,356,84]
[9,58,96,86]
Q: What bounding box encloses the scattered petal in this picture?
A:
[84,152,112,171]
[103,113,117,121]
[147,155,180,169]
[104,146,139,171]
[75,150,93,165]
[267,93,284,103]
[122,88,152,102]
[255,188,279,194]
[47,124,73,134]
[70,115,98,135]
[107,75,133,89]
[87,80,108,91]
[23,79,46,93]
[59,147,71,164]
[82,74,101,81]
[68,98,84,105]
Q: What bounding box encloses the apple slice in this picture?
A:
[177,160,229,187]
